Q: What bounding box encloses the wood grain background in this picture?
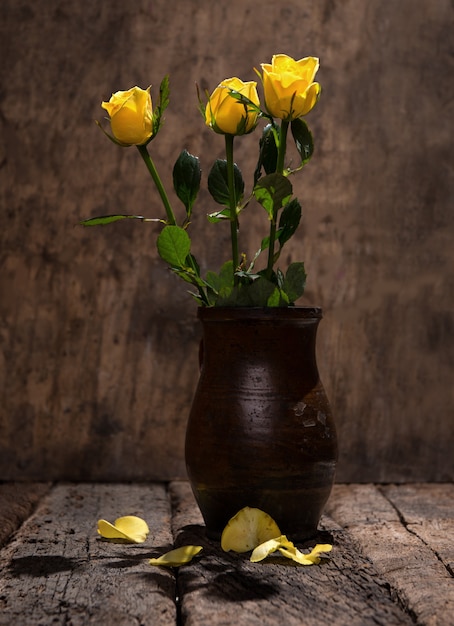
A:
[0,0,453,482]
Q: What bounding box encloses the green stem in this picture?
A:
[137,144,177,226]
[266,119,289,278]
[225,134,239,284]
[138,144,210,305]
[275,120,289,176]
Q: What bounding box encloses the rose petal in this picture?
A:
[279,543,333,565]
[250,535,294,562]
[221,507,282,553]
[250,535,333,565]
[97,515,149,543]
[149,545,203,567]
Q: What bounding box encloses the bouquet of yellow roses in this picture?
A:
[81,54,321,307]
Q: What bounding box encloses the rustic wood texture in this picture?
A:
[325,484,454,625]
[0,483,50,548]
[0,482,452,625]
[382,483,454,576]
[0,484,176,625]
[0,0,453,482]
[169,481,414,626]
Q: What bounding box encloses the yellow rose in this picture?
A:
[260,54,321,121]
[101,86,153,146]
[205,77,260,135]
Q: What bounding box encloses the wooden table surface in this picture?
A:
[0,482,452,625]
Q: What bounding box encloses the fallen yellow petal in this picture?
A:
[250,535,294,562]
[251,536,332,565]
[149,545,203,567]
[221,507,282,553]
[279,543,333,565]
[97,515,150,543]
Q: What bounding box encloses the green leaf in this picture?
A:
[224,90,262,115]
[166,253,211,305]
[205,271,222,293]
[219,260,235,283]
[207,207,231,223]
[187,253,201,277]
[243,277,277,306]
[159,75,170,111]
[205,260,234,295]
[254,123,279,185]
[220,89,262,135]
[215,276,277,307]
[260,235,270,252]
[277,199,302,247]
[291,118,314,166]
[171,266,204,287]
[152,75,170,138]
[253,173,293,219]
[157,225,191,267]
[79,214,148,226]
[282,262,307,303]
[246,234,271,272]
[173,150,201,218]
[266,288,281,307]
[207,159,244,208]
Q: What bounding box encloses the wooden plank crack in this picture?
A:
[380,484,454,577]
[325,484,454,626]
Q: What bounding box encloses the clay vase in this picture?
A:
[185,306,338,541]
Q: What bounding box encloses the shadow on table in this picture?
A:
[7,542,176,578]
[8,555,81,577]
[173,523,335,603]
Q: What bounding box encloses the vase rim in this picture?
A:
[197,305,322,321]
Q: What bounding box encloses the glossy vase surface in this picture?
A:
[185,306,338,541]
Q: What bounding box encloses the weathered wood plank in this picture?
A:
[169,481,413,626]
[1,0,453,484]
[381,483,454,575]
[0,483,50,548]
[325,484,454,626]
[0,483,176,625]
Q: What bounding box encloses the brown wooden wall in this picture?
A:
[1,0,453,483]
